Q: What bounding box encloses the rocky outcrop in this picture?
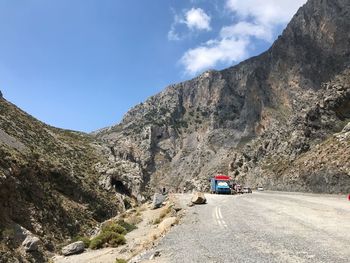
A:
[152,193,166,209]
[22,236,40,252]
[95,0,350,194]
[61,241,85,256]
[1,0,349,261]
[229,69,350,193]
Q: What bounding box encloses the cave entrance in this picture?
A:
[111,178,130,196]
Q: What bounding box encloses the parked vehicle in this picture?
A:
[210,175,232,194]
[257,187,264,191]
[242,187,252,193]
[234,184,243,194]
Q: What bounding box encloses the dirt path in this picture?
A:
[53,194,187,263]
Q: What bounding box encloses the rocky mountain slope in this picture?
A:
[96,0,350,194]
[1,0,349,261]
[0,97,126,262]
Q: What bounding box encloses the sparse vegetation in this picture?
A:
[153,218,161,225]
[126,215,142,225]
[89,229,126,250]
[117,219,137,233]
[88,220,137,250]
[73,236,91,248]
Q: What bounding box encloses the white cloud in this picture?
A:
[167,7,211,41]
[179,0,307,75]
[180,38,249,75]
[220,22,273,42]
[226,0,307,26]
[184,8,211,31]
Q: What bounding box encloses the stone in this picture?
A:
[61,241,85,256]
[22,235,40,252]
[158,217,177,234]
[152,193,165,209]
[149,251,161,260]
[342,122,350,133]
[191,192,206,204]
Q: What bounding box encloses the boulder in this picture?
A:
[61,241,85,256]
[152,193,165,209]
[191,192,206,204]
[22,235,40,252]
[158,217,177,234]
[342,122,350,133]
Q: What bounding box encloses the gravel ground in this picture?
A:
[137,192,350,263]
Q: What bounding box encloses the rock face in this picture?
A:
[61,241,85,256]
[22,235,40,252]
[1,0,350,261]
[152,193,166,209]
[95,0,350,194]
[0,98,122,262]
[191,192,207,205]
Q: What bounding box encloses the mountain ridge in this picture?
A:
[1,0,349,261]
[95,0,350,196]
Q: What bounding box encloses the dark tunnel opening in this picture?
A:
[111,178,130,196]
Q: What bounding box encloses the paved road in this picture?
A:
[138,192,350,263]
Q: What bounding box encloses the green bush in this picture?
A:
[89,236,104,249]
[115,259,127,263]
[89,227,126,250]
[117,220,137,233]
[77,236,91,248]
[108,233,126,247]
[102,222,127,235]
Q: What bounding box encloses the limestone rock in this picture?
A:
[152,193,165,209]
[191,192,207,204]
[61,241,85,256]
[158,217,177,234]
[94,0,350,195]
[22,235,40,252]
[342,122,350,133]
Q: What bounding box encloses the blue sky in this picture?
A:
[0,0,306,132]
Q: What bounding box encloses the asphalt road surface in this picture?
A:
[137,191,350,263]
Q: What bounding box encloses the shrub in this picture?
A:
[108,234,126,247]
[78,236,91,248]
[89,236,104,249]
[72,236,91,248]
[153,218,161,225]
[117,220,137,233]
[89,225,127,250]
[102,222,127,235]
[126,215,142,225]
[1,228,15,240]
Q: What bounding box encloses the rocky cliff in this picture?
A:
[1,0,350,261]
[0,98,127,262]
[96,0,350,194]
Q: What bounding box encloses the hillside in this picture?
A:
[1,0,350,261]
[0,97,124,262]
[96,0,350,194]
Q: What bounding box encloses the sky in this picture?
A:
[0,0,307,132]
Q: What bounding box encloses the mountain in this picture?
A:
[95,0,350,195]
[1,0,350,261]
[0,97,126,262]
